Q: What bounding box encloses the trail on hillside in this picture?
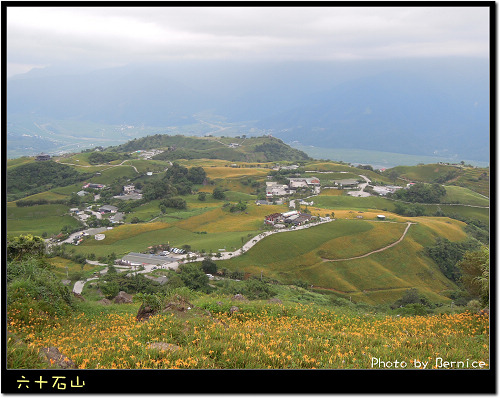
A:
[321,221,415,263]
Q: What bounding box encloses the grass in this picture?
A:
[7,299,489,369]
[6,204,82,237]
[442,185,489,207]
[213,217,467,304]
[312,195,396,211]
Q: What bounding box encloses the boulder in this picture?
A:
[147,342,181,352]
[136,305,154,322]
[98,298,112,305]
[232,294,247,301]
[230,306,239,314]
[114,291,133,304]
[39,347,77,369]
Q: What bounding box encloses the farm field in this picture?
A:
[6,204,82,238]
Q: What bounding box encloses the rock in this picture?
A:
[232,294,247,301]
[230,306,239,314]
[72,293,85,301]
[147,342,181,352]
[98,298,111,305]
[136,305,154,322]
[114,291,133,304]
[267,298,282,304]
[39,347,77,369]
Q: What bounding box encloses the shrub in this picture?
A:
[100,281,120,300]
[7,257,74,318]
[201,258,217,274]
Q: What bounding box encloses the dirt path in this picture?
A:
[322,221,415,263]
[57,159,139,174]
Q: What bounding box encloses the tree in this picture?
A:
[178,263,211,292]
[386,170,400,183]
[68,192,81,206]
[198,192,207,201]
[212,187,226,200]
[187,166,207,184]
[391,288,433,310]
[458,246,489,305]
[201,258,217,274]
[160,197,187,210]
[425,237,480,281]
[100,281,119,300]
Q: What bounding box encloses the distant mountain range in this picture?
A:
[7,59,489,161]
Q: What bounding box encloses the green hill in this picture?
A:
[111,134,311,162]
[386,163,489,197]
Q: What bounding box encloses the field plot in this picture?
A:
[442,186,489,207]
[7,204,81,237]
[176,204,284,233]
[203,166,268,180]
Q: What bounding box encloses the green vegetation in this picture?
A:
[111,134,311,163]
[391,182,446,203]
[6,134,489,371]
[6,160,93,201]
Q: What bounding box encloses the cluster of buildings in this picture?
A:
[134,149,164,159]
[266,177,321,200]
[83,183,105,189]
[114,184,143,200]
[264,210,314,228]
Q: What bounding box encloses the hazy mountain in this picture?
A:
[261,69,489,161]
[7,58,489,161]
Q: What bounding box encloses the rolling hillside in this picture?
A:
[6,135,489,308]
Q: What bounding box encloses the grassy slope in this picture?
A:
[6,203,82,237]
[214,217,466,304]
[388,163,489,197]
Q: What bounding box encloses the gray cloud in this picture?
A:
[7,6,490,77]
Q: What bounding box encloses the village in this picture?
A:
[60,160,414,289]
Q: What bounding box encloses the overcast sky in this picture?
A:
[6,6,490,77]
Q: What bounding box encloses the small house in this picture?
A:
[99,205,118,214]
[35,153,51,161]
[265,213,282,225]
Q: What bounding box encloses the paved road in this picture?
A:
[347,174,371,197]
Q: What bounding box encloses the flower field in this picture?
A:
[8,301,489,370]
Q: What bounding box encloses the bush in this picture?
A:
[395,303,430,316]
[178,263,212,293]
[212,187,226,200]
[391,288,434,310]
[201,258,217,274]
[100,281,120,300]
[7,257,74,318]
